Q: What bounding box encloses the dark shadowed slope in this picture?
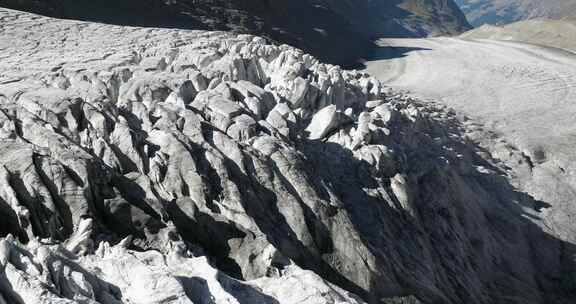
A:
[0,0,471,68]
[0,0,371,68]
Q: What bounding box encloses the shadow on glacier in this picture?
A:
[368,46,432,61]
[0,272,26,304]
[216,272,280,304]
[296,113,576,303]
[198,126,371,298]
[66,103,575,303]
[176,275,280,304]
[160,115,576,303]
[0,247,124,303]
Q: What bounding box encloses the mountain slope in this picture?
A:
[0,0,372,68]
[455,0,576,26]
[312,0,471,37]
[0,0,471,67]
[461,19,576,52]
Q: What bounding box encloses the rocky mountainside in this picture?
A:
[0,7,575,304]
[0,0,471,67]
[461,19,576,52]
[455,0,576,27]
[309,0,471,38]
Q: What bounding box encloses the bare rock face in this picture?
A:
[0,8,574,304]
[315,0,471,37]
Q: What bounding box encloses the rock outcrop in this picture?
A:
[0,8,574,304]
